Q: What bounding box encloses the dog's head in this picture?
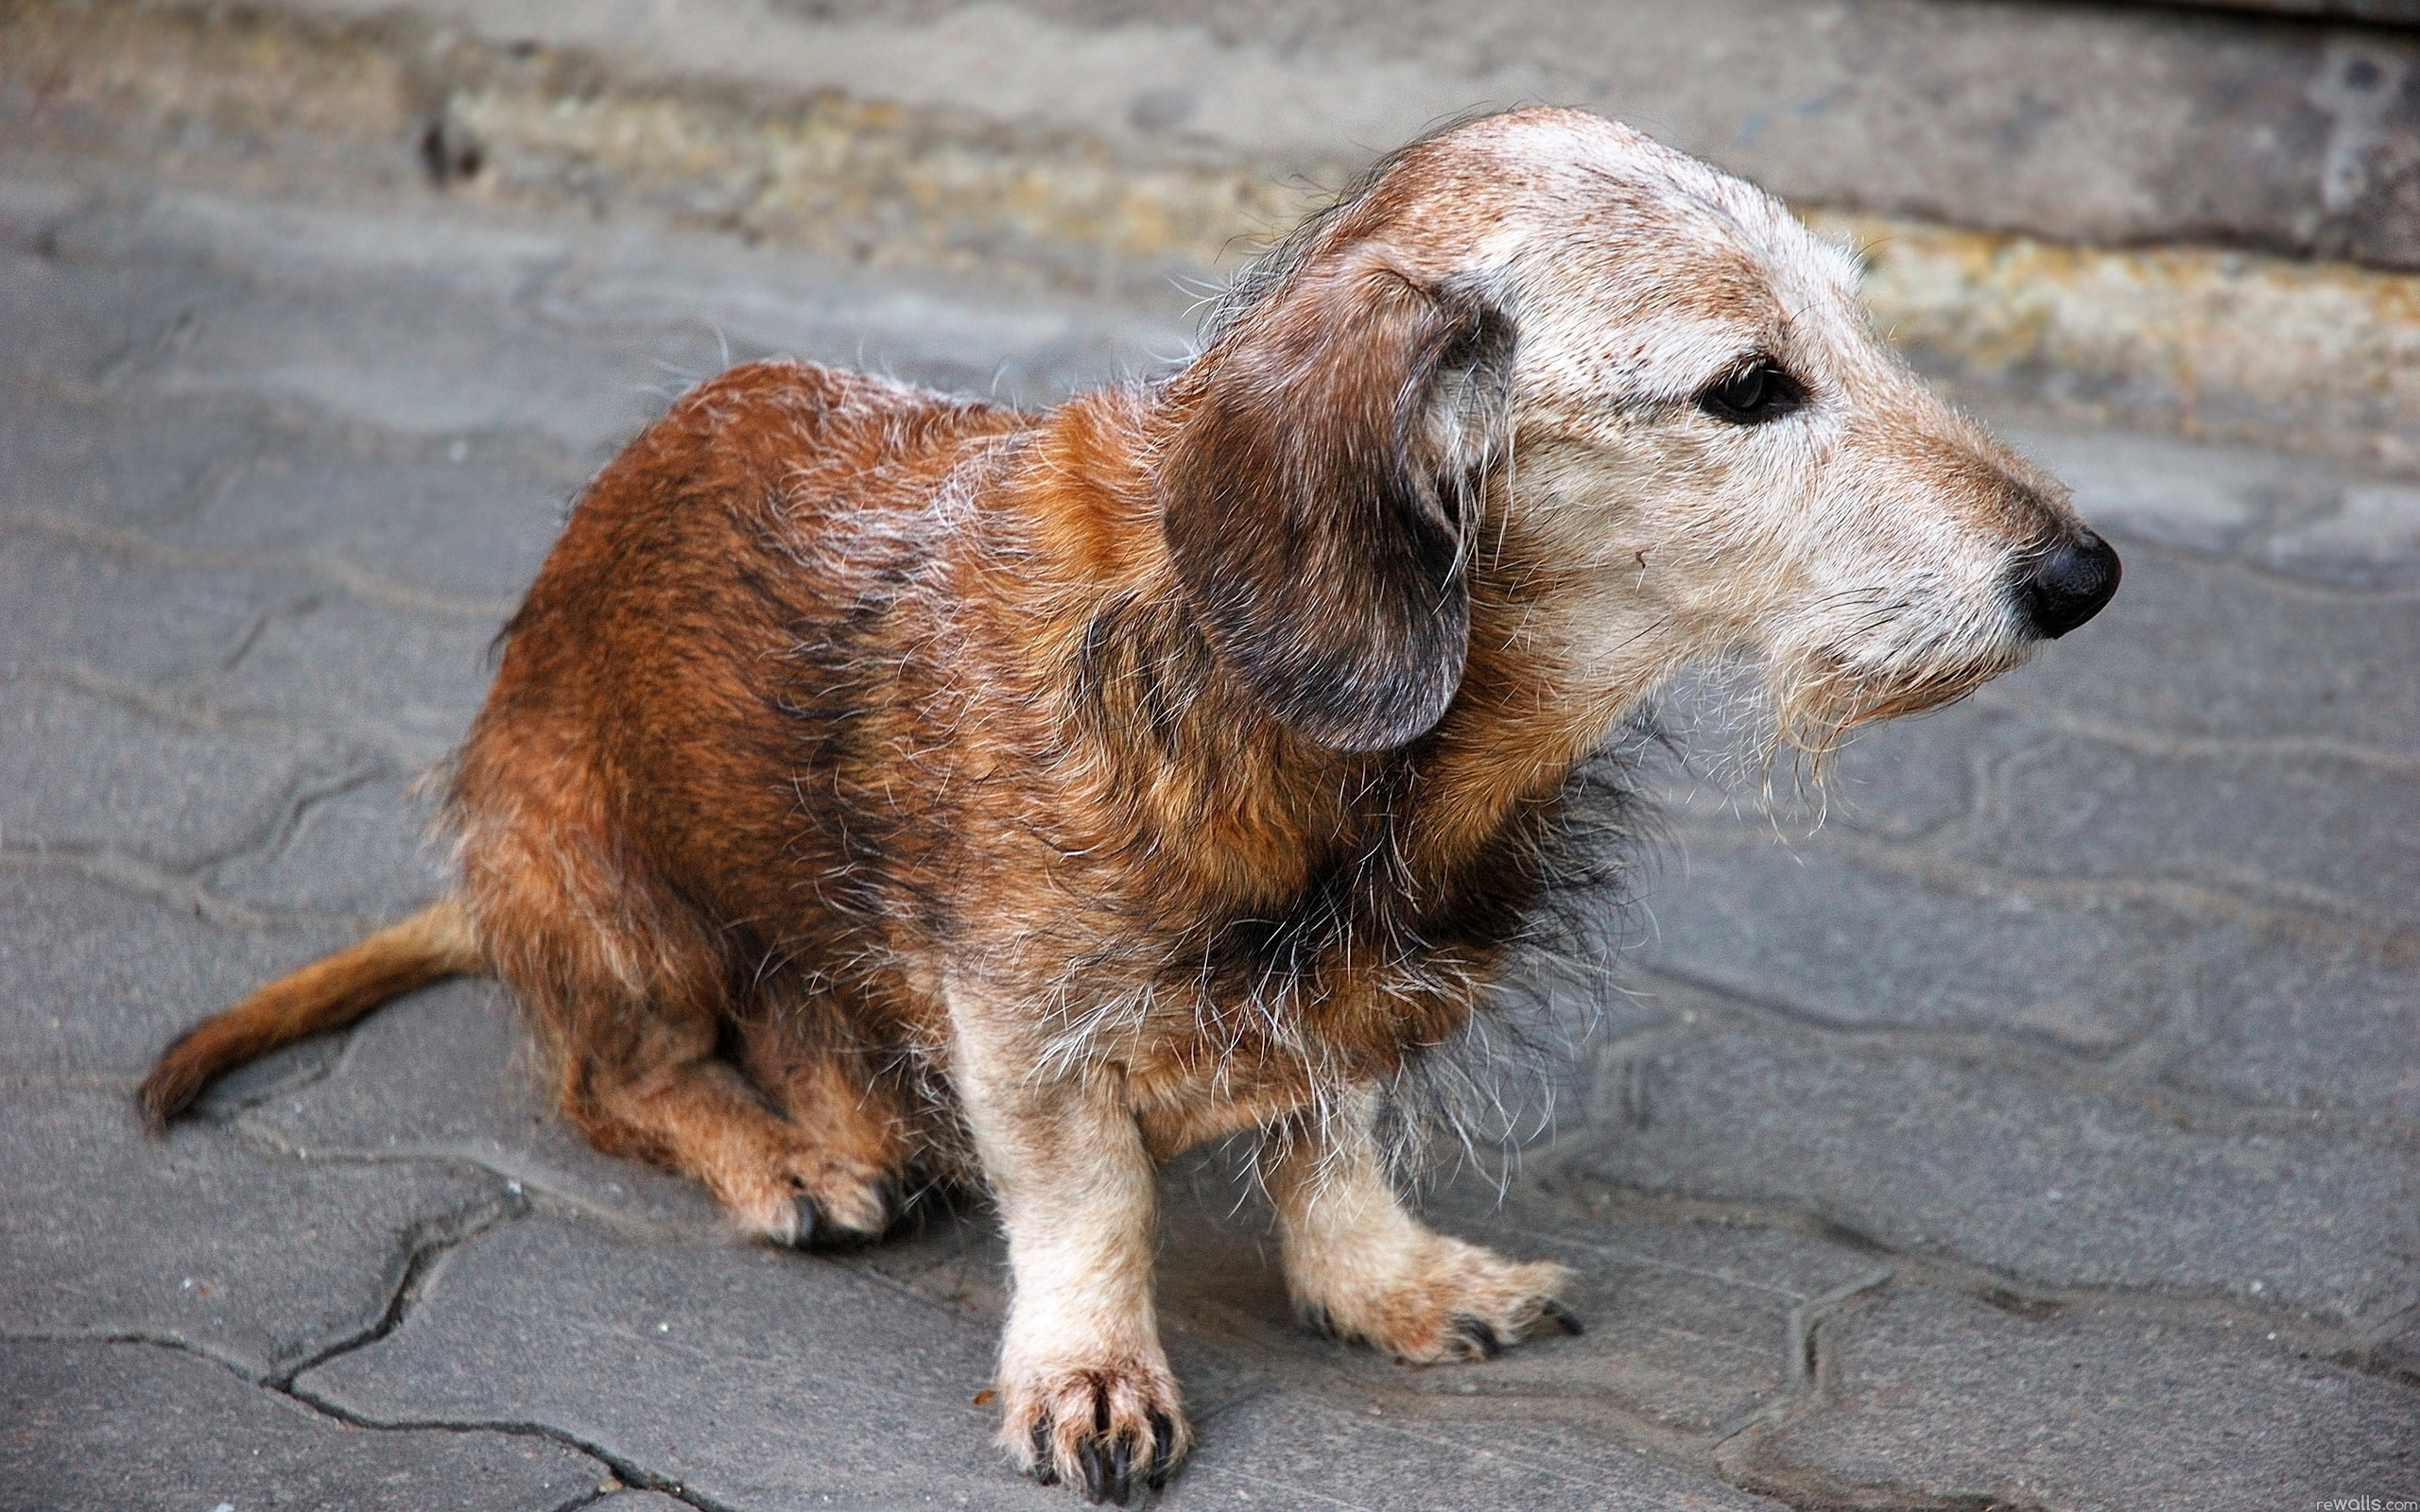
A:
[1157,107,2118,756]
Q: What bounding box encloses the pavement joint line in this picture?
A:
[0,844,379,934]
[23,661,460,773]
[1963,698,2420,778]
[16,365,599,489]
[1668,817,2420,956]
[1,507,525,622]
[1531,1173,2420,1389]
[1614,959,2420,1145]
[1704,1267,1896,1458]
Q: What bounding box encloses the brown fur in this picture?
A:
[143,109,2114,1502]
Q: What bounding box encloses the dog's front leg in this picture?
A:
[948,987,1187,1502]
[1262,1085,1582,1363]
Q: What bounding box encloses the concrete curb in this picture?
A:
[8,0,2417,471]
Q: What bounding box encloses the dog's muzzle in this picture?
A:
[2016,528,2121,639]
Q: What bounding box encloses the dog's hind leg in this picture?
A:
[733,988,917,1227]
[1260,1084,1581,1363]
[460,800,899,1245]
[538,971,904,1245]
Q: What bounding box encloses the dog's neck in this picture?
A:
[997,389,1656,919]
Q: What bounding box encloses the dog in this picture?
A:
[141,107,2118,1503]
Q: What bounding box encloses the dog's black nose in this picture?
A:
[2019,530,2121,639]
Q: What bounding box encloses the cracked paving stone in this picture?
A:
[0,1085,513,1378]
[1973,543,2420,752]
[1635,829,2187,1053]
[1562,1012,2420,1326]
[1171,1394,1788,1510]
[2380,1314,2420,1376]
[0,867,349,1083]
[207,771,451,920]
[0,675,374,874]
[0,1338,604,1512]
[291,1212,1074,1510]
[1728,1286,2420,1509]
[1962,735,2420,930]
[242,980,730,1234]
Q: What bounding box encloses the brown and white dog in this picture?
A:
[143,108,2118,1502]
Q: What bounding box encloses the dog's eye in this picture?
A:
[1697,359,1806,425]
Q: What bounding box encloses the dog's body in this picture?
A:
[143,110,2116,1502]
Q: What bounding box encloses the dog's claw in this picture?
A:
[1541,1298,1585,1336]
[788,1194,820,1248]
[1146,1409,1175,1490]
[1302,1304,1340,1340]
[1079,1435,1109,1503]
[1452,1315,1503,1359]
[1109,1435,1133,1504]
[1028,1418,1058,1486]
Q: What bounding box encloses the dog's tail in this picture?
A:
[139,897,485,1128]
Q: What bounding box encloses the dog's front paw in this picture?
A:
[999,1356,1189,1504]
[1299,1233,1581,1365]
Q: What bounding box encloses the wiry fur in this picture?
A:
[141,108,2115,1503]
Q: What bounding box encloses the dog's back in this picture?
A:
[449,358,1025,1232]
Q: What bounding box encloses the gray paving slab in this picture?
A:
[242,979,728,1235]
[194,593,499,767]
[2257,481,2420,591]
[0,867,349,1083]
[0,1338,606,1512]
[0,240,243,392]
[1169,1395,1789,1511]
[0,385,264,532]
[95,271,681,458]
[2005,417,2344,560]
[1970,542,2420,751]
[149,421,579,608]
[0,675,373,874]
[0,1086,514,1378]
[1958,735,2420,930]
[2154,925,2420,1121]
[1731,1287,2420,1509]
[205,771,450,920]
[1563,1010,2420,1327]
[1637,827,2189,1053]
[0,524,313,691]
[292,1213,1072,1510]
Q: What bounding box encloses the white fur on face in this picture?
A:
[1437,112,2069,747]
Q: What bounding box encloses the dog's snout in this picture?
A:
[2017,530,2121,639]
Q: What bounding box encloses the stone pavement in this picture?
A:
[1,159,2415,1512]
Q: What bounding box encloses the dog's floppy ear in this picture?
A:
[1159,263,1515,752]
